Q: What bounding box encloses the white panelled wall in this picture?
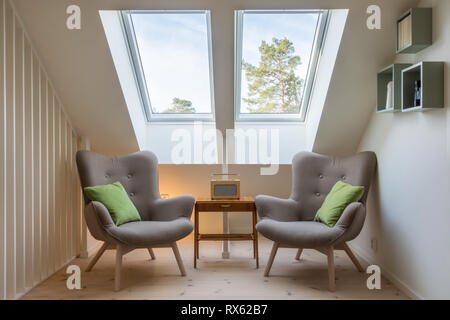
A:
[1,0,83,299]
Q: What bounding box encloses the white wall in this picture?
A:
[355,0,450,299]
[0,0,83,300]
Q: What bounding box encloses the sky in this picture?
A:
[131,11,319,114]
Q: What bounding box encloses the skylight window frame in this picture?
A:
[121,10,216,122]
[234,9,329,123]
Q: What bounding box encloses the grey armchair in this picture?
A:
[76,150,194,291]
[255,151,377,291]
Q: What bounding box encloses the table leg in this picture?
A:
[194,207,199,268]
[222,212,230,258]
[252,209,259,268]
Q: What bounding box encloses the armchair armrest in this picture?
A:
[334,202,364,229]
[333,202,366,243]
[84,201,116,241]
[255,195,300,221]
[148,195,195,221]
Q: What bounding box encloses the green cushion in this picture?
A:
[84,181,141,226]
[314,181,365,227]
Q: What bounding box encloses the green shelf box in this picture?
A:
[377,64,411,113]
[401,61,444,112]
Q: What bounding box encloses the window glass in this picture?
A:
[127,11,214,118]
[235,10,326,120]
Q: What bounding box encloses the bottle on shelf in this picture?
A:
[386,81,393,109]
[414,80,421,107]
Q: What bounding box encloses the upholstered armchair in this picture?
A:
[255,151,377,291]
[76,150,194,291]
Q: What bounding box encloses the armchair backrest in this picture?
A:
[76,150,160,221]
[291,151,377,221]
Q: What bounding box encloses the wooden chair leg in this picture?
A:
[171,242,186,276]
[327,246,335,292]
[148,248,156,260]
[86,242,108,272]
[115,245,123,292]
[295,248,303,260]
[264,242,279,277]
[343,243,364,272]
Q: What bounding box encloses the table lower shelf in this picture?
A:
[198,233,254,241]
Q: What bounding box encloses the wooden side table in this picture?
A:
[194,197,259,268]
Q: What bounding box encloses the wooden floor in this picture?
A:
[23,238,408,300]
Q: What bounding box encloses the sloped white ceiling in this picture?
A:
[12,0,417,156]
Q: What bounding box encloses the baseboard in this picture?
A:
[15,256,77,300]
[348,243,423,300]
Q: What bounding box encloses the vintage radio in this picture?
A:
[210,173,240,200]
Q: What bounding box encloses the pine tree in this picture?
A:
[243,37,302,113]
[163,97,196,113]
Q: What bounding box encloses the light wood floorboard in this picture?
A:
[22,238,408,300]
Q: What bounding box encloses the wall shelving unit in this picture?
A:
[377,8,442,114]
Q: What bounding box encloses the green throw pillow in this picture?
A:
[84,181,141,226]
[314,180,365,227]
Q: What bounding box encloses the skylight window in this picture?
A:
[122,10,215,121]
[234,10,328,122]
